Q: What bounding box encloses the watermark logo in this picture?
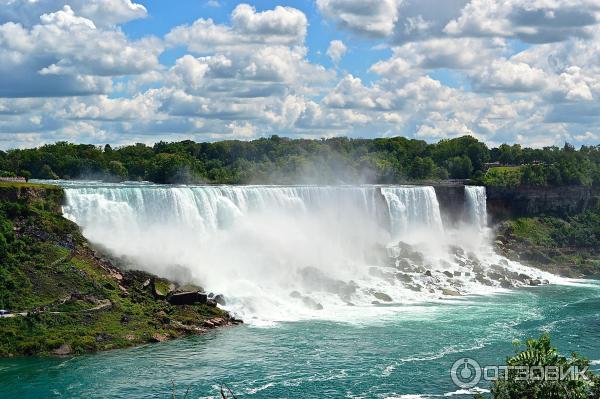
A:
[450,358,589,389]
[451,358,482,388]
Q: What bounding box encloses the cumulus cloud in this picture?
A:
[0,5,160,97]
[0,0,147,27]
[326,40,347,64]
[166,3,307,51]
[2,0,600,148]
[316,0,400,37]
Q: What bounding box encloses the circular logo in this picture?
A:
[451,358,482,389]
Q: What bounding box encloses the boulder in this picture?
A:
[167,291,207,305]
[529,279,542,286]
[424,270,432,277]
[214,294,226,306]
[289,290,301,298]
[443,271,454,278]
[52,344,73,356]
[151,333,169,343]
[373,292,393,302]
[442,288,462,297]
[302,296,323,310]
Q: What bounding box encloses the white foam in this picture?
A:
[59,182,568,324]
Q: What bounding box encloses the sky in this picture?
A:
[1,0,600,149]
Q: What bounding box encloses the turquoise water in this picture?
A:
[2,282,600,399]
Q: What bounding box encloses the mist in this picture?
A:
[61,182,561,324]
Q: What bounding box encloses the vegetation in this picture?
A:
[496,203,600,276]
[1,136,599,186]
[0,182,231,357]
[476,334,599,399]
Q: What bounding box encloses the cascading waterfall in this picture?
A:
[59,181,560,324]
[465,186,488,230]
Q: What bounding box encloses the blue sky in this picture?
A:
[0,0,599,148]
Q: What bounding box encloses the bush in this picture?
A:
[483,334,599,399]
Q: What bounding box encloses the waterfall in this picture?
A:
[465,186,488,230]
[380,186,444,238]
[58,181,558,324]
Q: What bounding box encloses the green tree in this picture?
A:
[486,334,599,399]
[447,156,473,179]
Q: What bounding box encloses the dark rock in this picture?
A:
[424,270,432,277]
[529,279,542,286]
[373,292,393,302]
[396,272,413,282]
[167,291,207,305]
[206,299,218,307]
[453,271,461,277]
[214,294,226,306]
[302,296,323,310]
[442,288,462,296]
[443,271,454,278]
[289,290,301,298]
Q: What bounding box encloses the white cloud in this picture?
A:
[0,5,160,97]
[316,0,400,37]
[0,0,147,27]
[326,40,347,64]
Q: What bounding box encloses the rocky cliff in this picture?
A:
[486,185,600,222]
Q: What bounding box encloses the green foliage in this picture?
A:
[487,334,599,399]
[0,189,227,356]
[483,167,523,188]
[3,136,600,186]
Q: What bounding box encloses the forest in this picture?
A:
[1,135,600,187]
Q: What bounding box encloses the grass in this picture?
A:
[0,185,229,357]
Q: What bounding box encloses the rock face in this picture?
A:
[487,185,600,221]
[52,344,73,356]
[434,185,466,227]
[167,291,208,305]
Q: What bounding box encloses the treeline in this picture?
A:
[1,135,599,186]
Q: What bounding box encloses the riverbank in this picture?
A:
[0,182,239,357]
[493,203,600,277]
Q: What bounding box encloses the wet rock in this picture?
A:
[373,292,393,302]
[475,273,494,286]
[443,271,454,278]
[289,290,301,298]
[207,299,218,307]
[407,284,422,292]
[396,259,413,272]
[214,294,226,306]
[396,272,413,283]
[442,289,462,297]
[449,246,465,257]
[151,333,169,343]
[499,279,513,289]
[453,271,461,277]
[302,296,323,310]
[515,273,531,282]
[167,291,207,305]
[52,344,73,356]
[529,279,542,286]
[424,270,432,277]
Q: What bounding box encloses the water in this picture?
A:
[2,281,599,398]
[55,182,560,324]
[6,181,597,398]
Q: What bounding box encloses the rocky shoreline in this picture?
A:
[0,182,242,358]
